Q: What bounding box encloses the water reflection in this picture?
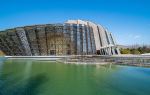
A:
[0,59,150,95]
[24,60,33,79]
[0,74,48,95]
[0,57,7,78]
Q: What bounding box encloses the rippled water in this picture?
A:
[0,58,150,95]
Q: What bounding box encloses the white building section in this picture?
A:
[66,20,120,55]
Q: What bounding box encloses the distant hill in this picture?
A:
[118,44,150,49]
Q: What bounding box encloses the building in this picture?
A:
[0,20,120,56]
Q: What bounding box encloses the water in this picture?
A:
[0,58,150,95]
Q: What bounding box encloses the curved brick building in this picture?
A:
[0,20,120,56]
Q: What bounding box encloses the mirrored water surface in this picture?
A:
[0,58,150,95]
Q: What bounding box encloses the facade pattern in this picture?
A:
[0,20,120,56]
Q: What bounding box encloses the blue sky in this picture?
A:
[0,0,150,45]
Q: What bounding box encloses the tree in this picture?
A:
[130,49,140,54]
[120,48,130,54]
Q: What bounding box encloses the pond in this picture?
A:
[0,58,150,95]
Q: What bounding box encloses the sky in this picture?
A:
[0,0,150,45]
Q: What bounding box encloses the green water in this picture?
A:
[0,58,150,95]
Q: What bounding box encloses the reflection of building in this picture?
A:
[0,20,120,56]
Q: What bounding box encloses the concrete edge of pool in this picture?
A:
[0,55,149,66]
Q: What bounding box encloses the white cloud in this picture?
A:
[128,34,141,39]
[134,35,141,39]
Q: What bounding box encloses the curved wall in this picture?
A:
[65,20,120,55]
[0,20,120,56]
[0,23,96,55]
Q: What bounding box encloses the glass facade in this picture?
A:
[0,20,120,56]
[0,23,96,56]
[25,26,40,56]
